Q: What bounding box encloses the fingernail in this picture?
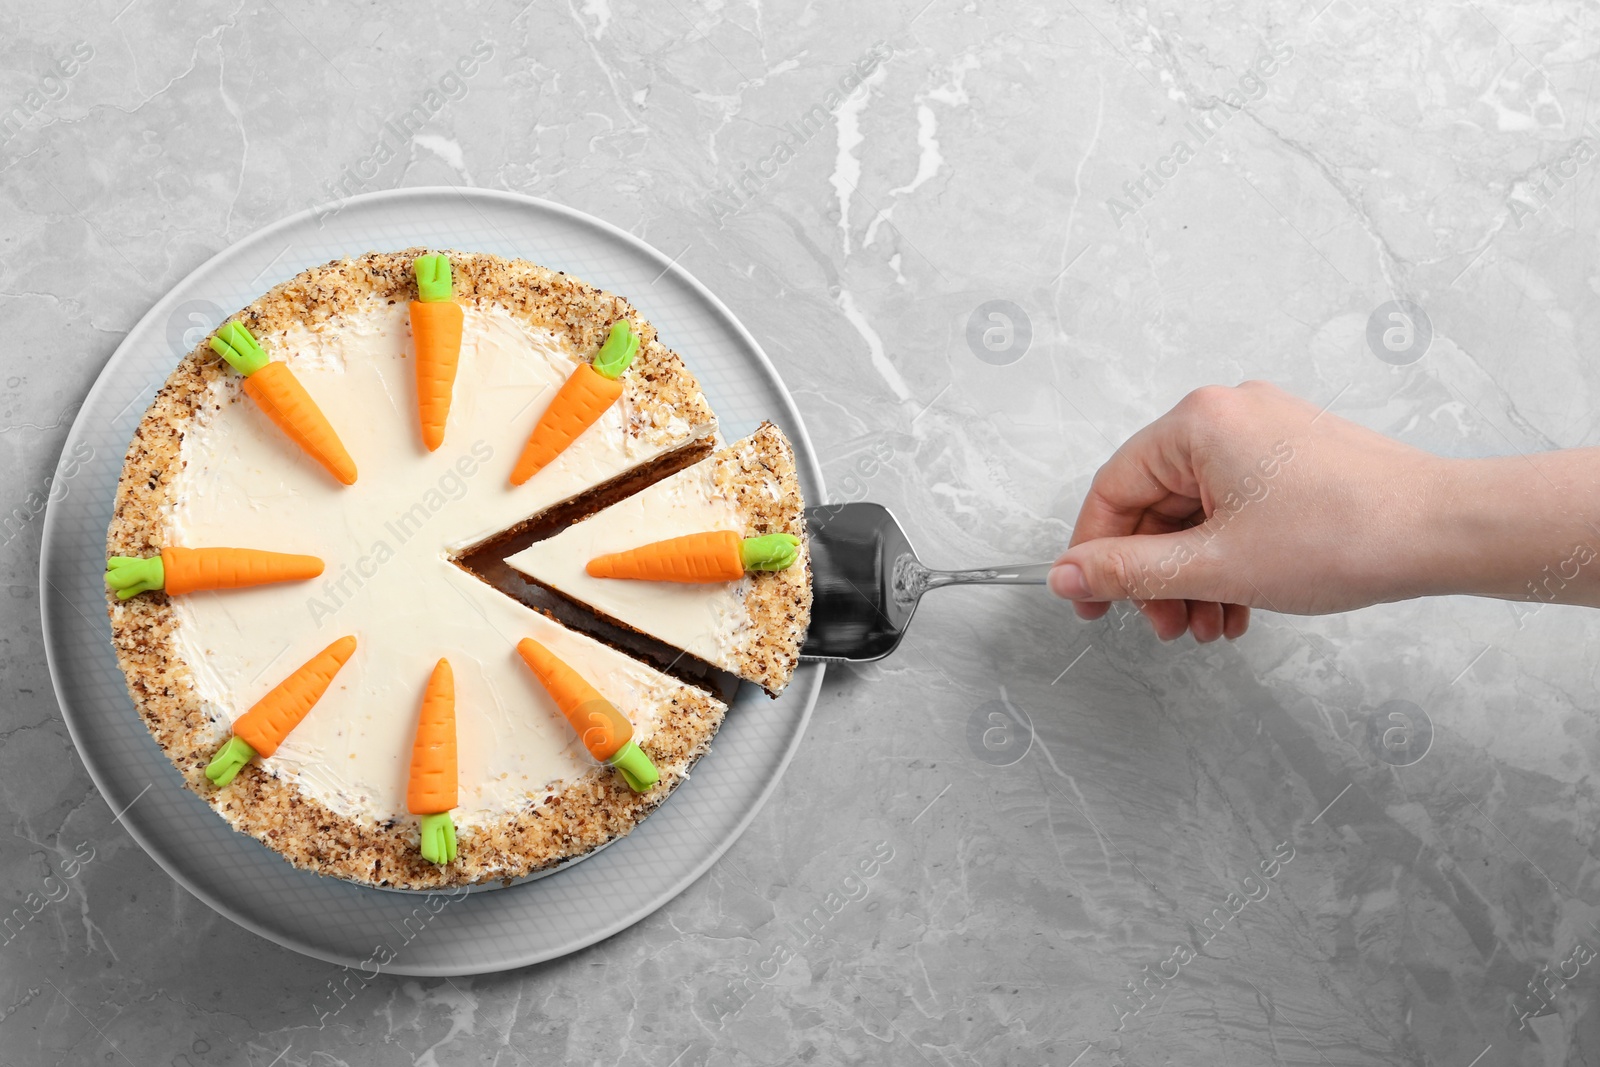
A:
[1049,562,1090,600]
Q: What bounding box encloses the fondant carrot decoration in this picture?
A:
[410,254,464,452]
[586,531,801,583]
[105,546,323,600]
[509,319,638,486]
[514,637,659,792]
[210,321,358,485]
[407,658,458,865]
[204,635,358,787]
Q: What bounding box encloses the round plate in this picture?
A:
[39,188,824,976]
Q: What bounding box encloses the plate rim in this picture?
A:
[38,185,827,975]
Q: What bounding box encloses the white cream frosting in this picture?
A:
[166,298,708,827]
[503,459,752,672]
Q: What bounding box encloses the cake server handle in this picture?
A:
[890,557,1054,606]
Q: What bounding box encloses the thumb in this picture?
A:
[1049,530,1229,603]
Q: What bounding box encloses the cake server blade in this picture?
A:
[800,502,1053,662]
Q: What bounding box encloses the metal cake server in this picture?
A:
[801,502,1054,662]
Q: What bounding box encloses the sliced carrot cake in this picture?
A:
[105,249,747,890]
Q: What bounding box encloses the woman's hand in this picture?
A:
[1049,381,1600,641]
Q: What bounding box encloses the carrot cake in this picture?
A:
[104,249,769,891]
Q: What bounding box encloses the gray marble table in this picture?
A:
[4,1,1598,1064]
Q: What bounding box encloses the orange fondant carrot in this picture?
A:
[105,547,324,599]
[211,322,358,485]
[586,530,745,583]
[407,659,458,815]
[243,363,359,485]
[515,638,631,761]
[162,546,323,596]
[232,635,357,758]
[513,639,656,791]
[509,320,638,486]
[510,365,622,485]
[410,255,464,452]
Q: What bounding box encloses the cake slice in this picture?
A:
[504,423,812,697]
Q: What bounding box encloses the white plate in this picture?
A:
[38,188,824,976]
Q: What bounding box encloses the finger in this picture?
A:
[1188,600,1225,643]
[1138,598,1190,641]
[1222,603,1251,639]
[1074,601,1112,621]
[1068,411,1206,548]
[1133,508,1201,537]
[1057,506,1204,569]
[1051,528,1232,605]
